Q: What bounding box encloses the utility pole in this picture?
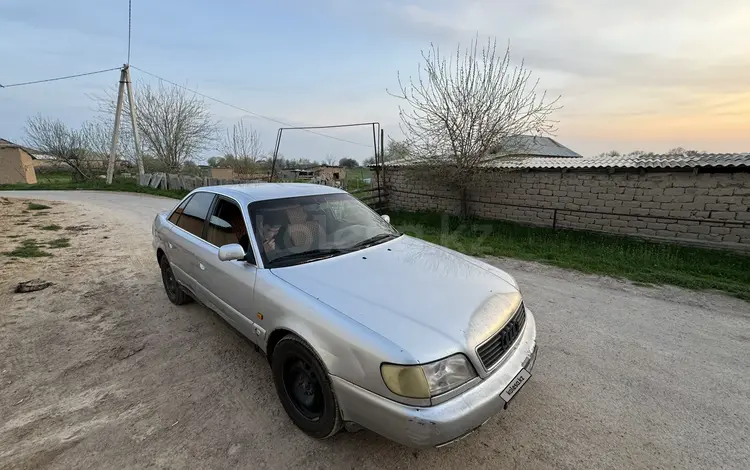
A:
[107,64,144,184]
[125,66,144,176]
[106,65,128,184]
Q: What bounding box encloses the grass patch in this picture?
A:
[7,234,22,239]
[4,239,53,258]
[40,224,62,231]
[390,211,750,302]
[32,212,48,217]
[0,177,188,199]
[46,237,71,249]
[27,202,51,210]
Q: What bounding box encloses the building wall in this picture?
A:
[210,168,235,179]
[385,167,750,249]
[0,148,37,184]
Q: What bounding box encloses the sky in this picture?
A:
[1,0,749,163]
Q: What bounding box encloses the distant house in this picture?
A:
[210,167,235,179]
[0,138,37,184]
[314,165,346,181]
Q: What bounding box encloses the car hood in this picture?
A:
[270,235,521,364]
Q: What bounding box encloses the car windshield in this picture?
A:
[248,192,400,268]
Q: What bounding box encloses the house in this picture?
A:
[314,165,346,181]
[0,138,37,184]
[210,167,235,179]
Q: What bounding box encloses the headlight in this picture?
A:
[381,354,477,399]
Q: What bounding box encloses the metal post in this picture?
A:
[124,66,144,176]
[269,128,283,182]
[107,66,128,184]
[552,209,558,230]
[380,128,385,206]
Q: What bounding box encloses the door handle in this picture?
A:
[199,263,205,271]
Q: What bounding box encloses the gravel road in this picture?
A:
[1,190,748,469]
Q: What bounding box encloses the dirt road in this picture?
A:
[1,190,748,469]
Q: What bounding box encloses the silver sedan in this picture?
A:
[152,183,538,448]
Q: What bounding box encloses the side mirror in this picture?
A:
[381,214,391,224]
[218,243,246,262]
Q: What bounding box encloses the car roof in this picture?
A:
[193,183,347,204]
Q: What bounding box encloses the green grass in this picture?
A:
[40,224,62,231]
[47,237,71,249]
[390,211,750,302]
[27,202,51,210]
[35,171,76,184]
[4,239,53,258]
[0,177,188,200]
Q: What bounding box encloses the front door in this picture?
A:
[197,196,261,342]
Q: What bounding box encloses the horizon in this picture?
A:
[1,0,748,163]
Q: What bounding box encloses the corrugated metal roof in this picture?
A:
[490,135,581,158]
[486,152,750,169]
[387,152,750,170]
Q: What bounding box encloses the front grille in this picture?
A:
[476,302,527,370]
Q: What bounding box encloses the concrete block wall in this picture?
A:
[384,168,750,249]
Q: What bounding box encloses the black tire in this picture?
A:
[159,256,191,305]
[271,335,342,439]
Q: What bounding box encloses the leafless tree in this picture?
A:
[389,36,560,216]
[96,80,218,172]
[24,115,92,181]
[323,154,336,166]
[218,120,263,176]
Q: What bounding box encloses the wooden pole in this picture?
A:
[107,66,128,184]
[124,66,144,176]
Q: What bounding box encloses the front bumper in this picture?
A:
[332,309,538,448]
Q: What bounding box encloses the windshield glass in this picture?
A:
[248,192,400,267]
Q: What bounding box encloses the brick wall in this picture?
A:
[384,168,750,249]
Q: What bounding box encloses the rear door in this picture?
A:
[198,196,261,341]
[167,191,217,306]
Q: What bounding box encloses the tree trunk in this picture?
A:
[460,186,469,219]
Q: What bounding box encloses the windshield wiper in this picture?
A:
[348,233,399,251]
[267,248,347,267]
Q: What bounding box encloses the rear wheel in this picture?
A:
[272,335,342,439]
[159,256,191,305]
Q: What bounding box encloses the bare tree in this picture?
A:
[324,154,336,166]
[218,120,263,176]
[390,36,560,216]
[24,115,92,181]
[97,80,218,172]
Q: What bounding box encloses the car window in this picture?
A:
[168,195,192,224]
[249,193,399,267]
[207,198,250,252]
[175,192,215,238]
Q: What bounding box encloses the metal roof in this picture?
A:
[483,152,750,170]
[194,183,345,204]
[490,135,582,158]
[387,152,750,170]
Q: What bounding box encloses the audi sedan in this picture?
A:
[152,183,538,448]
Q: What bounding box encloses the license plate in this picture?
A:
[500,368,531,404]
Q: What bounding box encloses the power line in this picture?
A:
[129,65,373,149]
[0,67,120,89]
[127,0,133,64]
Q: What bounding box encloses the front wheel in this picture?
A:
[271,336,342,439]
[159,256,191,305]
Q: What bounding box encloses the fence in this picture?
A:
[384,168,750,250]
[137,172,390,212]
